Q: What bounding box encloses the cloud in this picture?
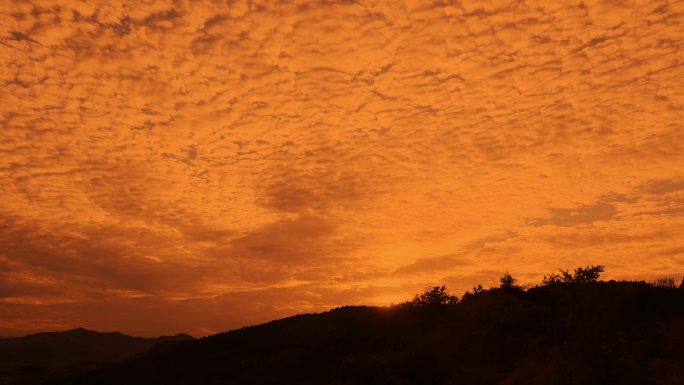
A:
[641,178,684,195]
[530,193,637,227]
[259,168,368,214]
[537,202,618,227]
[228,215,335,261]
[201,214,365,285]
[394,252,473,275]
[1,0,683,336]
[395,232,517,275]
[0,213,214,298]
[545,230,672,248]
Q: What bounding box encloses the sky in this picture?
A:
[0,0,683,337]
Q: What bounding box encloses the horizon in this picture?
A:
[2,270,681,339]
[2,0,683,339]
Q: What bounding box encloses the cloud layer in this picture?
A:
[1,0,683,336]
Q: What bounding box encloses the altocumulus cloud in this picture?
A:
[0,0,683,336]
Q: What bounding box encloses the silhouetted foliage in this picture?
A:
[543,264,605,285]
[651,277,677,289]
[499,272,520,290]
[542,272,561,285]
[570,264,605,282]
[411,285,457,306]
[461,284,485,301]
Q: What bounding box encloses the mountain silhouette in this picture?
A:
[48,280,684,385]
[0,328,192,385]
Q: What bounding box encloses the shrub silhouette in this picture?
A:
[411,285,457,306]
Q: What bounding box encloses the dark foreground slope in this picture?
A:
[55,282,684,385]
[0,328,192,385]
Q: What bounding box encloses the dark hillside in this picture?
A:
[52,281,684,385]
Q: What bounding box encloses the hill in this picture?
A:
[0,328,193,385]
[51,280,684,385]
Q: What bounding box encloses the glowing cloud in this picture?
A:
[1,0,682,336]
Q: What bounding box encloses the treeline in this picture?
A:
[408,265,684,306]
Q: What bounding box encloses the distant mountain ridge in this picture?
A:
[0,328,193,385]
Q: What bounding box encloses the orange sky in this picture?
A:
[1,0,683,337]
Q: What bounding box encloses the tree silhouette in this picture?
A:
[568,265,604,282]
[499,272,520,290]
[543,265,605,285]
[411,285,457,306]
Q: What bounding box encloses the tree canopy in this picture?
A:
[411,285,457,306]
